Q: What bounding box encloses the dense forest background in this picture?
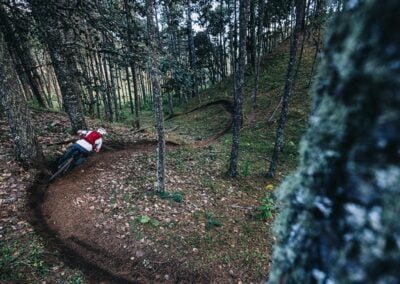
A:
[1,0,399,283]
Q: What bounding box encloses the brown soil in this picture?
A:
[28,100,263,283]
[39,145,205,283]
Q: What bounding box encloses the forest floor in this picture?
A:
[0,38,315,283]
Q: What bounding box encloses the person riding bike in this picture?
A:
[58,127,107,168]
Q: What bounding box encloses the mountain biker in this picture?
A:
[57,127,107,167]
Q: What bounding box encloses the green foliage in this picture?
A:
[26,99,43,110]
[257,193,275,220]
[0,237,51,281]
[137,215,150,224]
[203,177,215,189]
[240,160,251,176]
[141,100,154,112]
[67,273,84,284]
[136,215,160,227]
[205,212,222,230]
[156,191,184,203]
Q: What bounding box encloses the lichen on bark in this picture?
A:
[268,0,400,283]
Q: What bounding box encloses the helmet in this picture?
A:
[97,128,107,135]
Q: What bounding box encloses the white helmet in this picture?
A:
[97,128,107,135]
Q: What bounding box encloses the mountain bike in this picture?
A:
[48,152,86,182]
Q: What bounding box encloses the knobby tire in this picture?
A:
[48,157,73,182]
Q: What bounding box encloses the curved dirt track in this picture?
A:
[29,101,234,283]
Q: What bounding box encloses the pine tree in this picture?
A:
[29,0,87,132]
[228,0,248,177]
[252,0,265,110]
[146,0,166,192]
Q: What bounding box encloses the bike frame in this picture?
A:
[48,151,86,182]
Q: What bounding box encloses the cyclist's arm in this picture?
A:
[77,130,89,135]
[77,130,90,139]
[94,139,102,153]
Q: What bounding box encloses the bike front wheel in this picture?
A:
[48,157,74,182]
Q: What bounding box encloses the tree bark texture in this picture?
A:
[186,0,196,98]
[248,0,256,68]
[269,0,400,282]
[29,0,86,132]
[228,0,248,178]
[0,6,47,108]
[124,0,141,128]
[131,63,140,129]
[146,0,166,192]
[252,0,265,110]
[0,40,45,168]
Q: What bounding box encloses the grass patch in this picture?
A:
[156,191,184,203]
[256,193,276,220]
[136,215,160,227]
[0,236,51,282]
[165,104,230,141]
[205,212,222,230]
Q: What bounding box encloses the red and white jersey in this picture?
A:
[76,130,103,152]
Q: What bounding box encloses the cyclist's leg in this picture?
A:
[73,146,90,167]
[58,144,80,166]
[74,156,87,166]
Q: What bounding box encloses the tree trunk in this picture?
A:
[248,0,256,68]
[228,0,248,178]
[29,0,86,132]
[94,51,111,121]
[131,63,140,129]
[124,0,140,128]
[34,51,54,108]
[252,0,265,110]
[267,0,305,178]
[139,71,147,106]
[0,6,47,108]
[101,51,114,122]
[268,0,400,282]
[219,0,226,79]
[146,0,166,192]
[0,40,45,168]
[108,59,119,122]
[126,66,135,115]
[186,0,196,98]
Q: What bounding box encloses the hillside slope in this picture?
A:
[0,38,316,283]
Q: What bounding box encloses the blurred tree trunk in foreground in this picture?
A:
[269,0,400,282]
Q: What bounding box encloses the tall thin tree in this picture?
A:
[145,0,166,192]
[186,0,197,98]
[252,0,265,110]
[29,0,87,132]
[0,5,47,108]
[267,0,305,177]
[228,0,248,177]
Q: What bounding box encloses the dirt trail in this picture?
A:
[28,101,234,283]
